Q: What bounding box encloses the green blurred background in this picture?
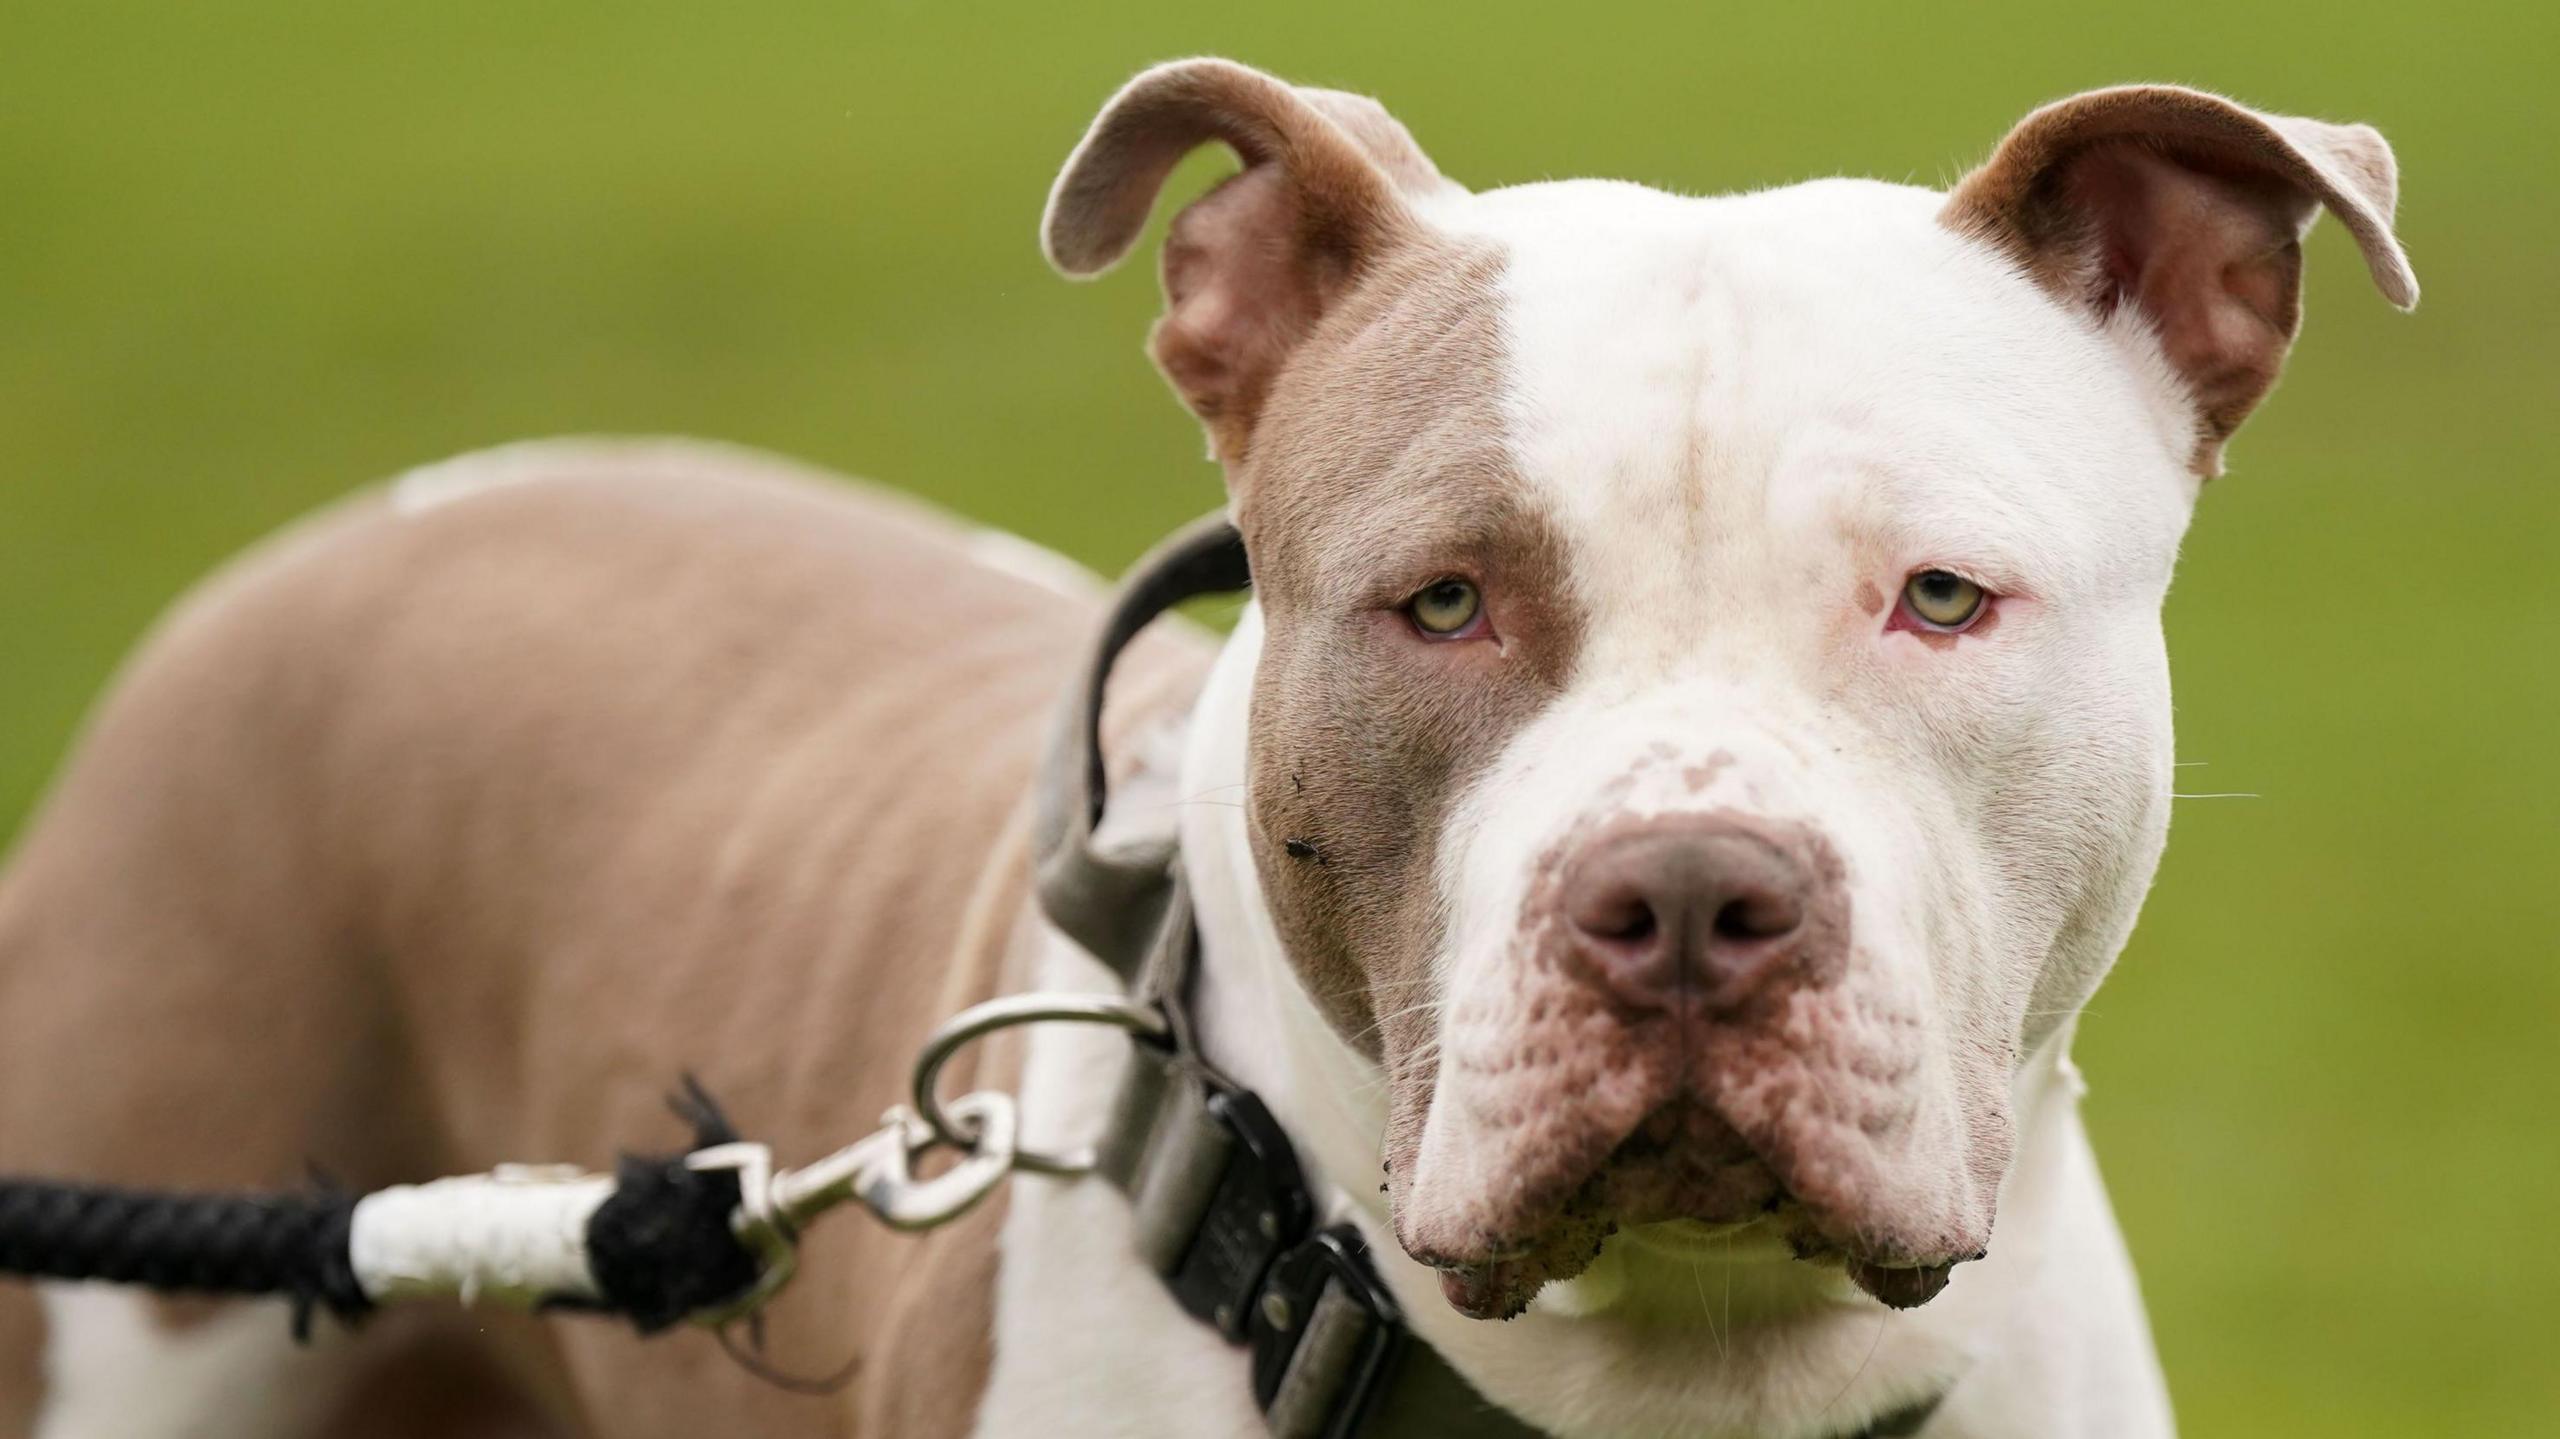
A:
[4,2,2553,1432]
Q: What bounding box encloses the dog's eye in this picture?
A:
[1407,579,1483,637]
[1902,570,1986,630]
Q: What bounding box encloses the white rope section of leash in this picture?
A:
[349,1167,617,1307]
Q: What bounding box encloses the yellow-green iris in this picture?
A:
[1904,570,1985,628]
[1410,579,1482,635]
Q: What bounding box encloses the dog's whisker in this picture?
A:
[1350,997,1448,1039]
[1691,1247,1724,1361]
[1307,974,1438,1007]
[1721,1232,1735,1363]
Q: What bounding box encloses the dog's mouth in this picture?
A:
[1406,1098,1964,1320]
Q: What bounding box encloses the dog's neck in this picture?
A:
[1166,602,2097,1433]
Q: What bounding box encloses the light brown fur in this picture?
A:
[0,440,1210,1436]
[1236,239,1586,1176]
[1042,60,1605,1288]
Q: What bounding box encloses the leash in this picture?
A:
[0,514,1942,1438]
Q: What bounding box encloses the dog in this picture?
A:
[0,57,2413,1439]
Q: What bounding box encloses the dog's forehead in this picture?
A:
[1416,176,2195,594]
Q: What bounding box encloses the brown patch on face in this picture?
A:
[1231,236,1581,1119]
[1048,61,1616,1295]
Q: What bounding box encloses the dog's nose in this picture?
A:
[1560,815,1831,1011]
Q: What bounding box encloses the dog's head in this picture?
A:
[1047,61,2413,1318]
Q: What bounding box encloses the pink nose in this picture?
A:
[1560,815,1837,1012]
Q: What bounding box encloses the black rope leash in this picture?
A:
[0,1078,766,1342]
[0,1175,369,1340]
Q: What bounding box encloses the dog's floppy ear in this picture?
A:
[1045,58,1455,463]
[1943,86,2417,476]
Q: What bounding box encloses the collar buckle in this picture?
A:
[1249,1225,1407,1439]
[1161,1089,1318,1338]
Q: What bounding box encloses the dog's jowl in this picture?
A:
[0,58,2413,1439]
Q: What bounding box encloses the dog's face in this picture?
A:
[1048,62,2413,1318]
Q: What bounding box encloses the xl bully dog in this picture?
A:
[0,59,2413,1439]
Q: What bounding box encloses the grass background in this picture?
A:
[3,2,2553,1432]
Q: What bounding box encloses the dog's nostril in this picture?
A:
[1597,896,1658,942]
[1571,889,1658,946]
[1603,904,1657,945]
[1713,893,1802,942]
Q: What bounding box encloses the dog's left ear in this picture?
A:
[1943,86,2417,476]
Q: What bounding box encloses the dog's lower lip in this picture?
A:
[1842,1257,1958,1310]
[1433,1253,1557,1321]
[1617,1217,1771,1256]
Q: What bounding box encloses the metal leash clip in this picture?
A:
[684,1089,1020,1326]
[679,989,1162,1325]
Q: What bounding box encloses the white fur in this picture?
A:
[1421,175,2181,1434]
[35,1286,351,1439]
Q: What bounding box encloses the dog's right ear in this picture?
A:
[1044,59,1456,464]
[1943,86,2417,478]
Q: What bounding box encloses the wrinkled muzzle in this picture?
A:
[1390,725,2012,1320]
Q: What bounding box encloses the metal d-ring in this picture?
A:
[910,992,1168,1176]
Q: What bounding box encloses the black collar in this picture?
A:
[1032,515,1943,1439]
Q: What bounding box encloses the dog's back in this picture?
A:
[0,438,1210,1437]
